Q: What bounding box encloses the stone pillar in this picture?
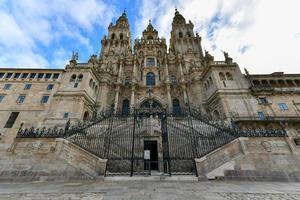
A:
[167,85,172,112]
[179,61,185,82]
[130,85,135,110]
[182,85,188,104]
[117,60,123,83]
[114,86,120,113]
[165,54,169,78]
[133,57,137,81]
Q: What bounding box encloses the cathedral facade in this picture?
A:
[1,10,300,146]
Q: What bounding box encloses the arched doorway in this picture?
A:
[140,99,162,109]
[122,99,130,116]
[172,98,181,115]
[83,111,90,121]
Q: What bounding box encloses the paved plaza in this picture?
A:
[0,179,300,200]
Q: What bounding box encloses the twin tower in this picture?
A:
[94,9,213,115]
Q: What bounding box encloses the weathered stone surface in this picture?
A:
[195,137,300,181]
[0,138,107,180]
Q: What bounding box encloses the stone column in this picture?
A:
[130,85,135,110]
[165,54,169,78]
[182,85,188,104]
[167,85,172,112]
[114,86,120,113]
[117,60,123,83]
[179,60,185,82]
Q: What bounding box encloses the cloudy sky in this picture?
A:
[0,0,299,74]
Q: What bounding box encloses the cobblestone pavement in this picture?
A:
[0,180,300,200]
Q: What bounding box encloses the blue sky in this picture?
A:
[0,0,300,74]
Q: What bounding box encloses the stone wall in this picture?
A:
[195,137,300,181]
[0,138,107,181]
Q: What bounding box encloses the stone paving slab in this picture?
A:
[0,180,300,199]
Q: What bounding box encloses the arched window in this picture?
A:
[89,79,93,87]
[124,77,131,86]
[147,35,153,40]
[119,33,123,40]
[94,86,98,93]
[92,82,95,89]
[178,32,183,38]
[226,72,233,80]
[70,74,76,82]
[173,99,181,115]
[170,75,177,85]
[111,33,115,40]
[78,74,83,82]
[122,99,130,116]
[209,77,213,85]
[146,72,155,86]
[186,32,191,37]
[219,72,226,81]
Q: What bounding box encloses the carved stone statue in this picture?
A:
[88,54,98,66]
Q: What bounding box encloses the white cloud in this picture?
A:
[135,0,300,74]
[0,0,116,68]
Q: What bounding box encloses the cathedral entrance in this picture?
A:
[144,140,158,170]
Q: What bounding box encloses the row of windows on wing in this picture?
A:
[124,74,178,86]
[0,94,50,104]
[252,79,300,88]
[0,72,60,80]
[120,99,182,116]
[2,83,54,91]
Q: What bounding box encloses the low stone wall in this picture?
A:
[0,138,107,181]
[195,137,300,181]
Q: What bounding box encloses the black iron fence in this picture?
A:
[16,107,287,176]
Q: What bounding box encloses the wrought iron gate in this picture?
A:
[17,107,287,177]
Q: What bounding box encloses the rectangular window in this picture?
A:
[21,73,28,79]
[258,97,268,104]
[17,95,26,104]
[47,84,54,91]
[3,84,12,90]
[63,112,69,119]
[278,103,288,110]
[5,73,13,79]
[0,73,4,79]
[29,73,36,79]
[52,73,60,79]
[0,95,5,103]
[41,95,49,103]
[13,73,21,79]
[74,82,78,88]
[258,111,265,120]
[37,73,44,79]
[45,73,52,79]
[146,57,155,67]
[4,112,19,128]
[24,84,32,90]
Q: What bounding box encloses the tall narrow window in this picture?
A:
[146,72,155,86]
[63,112,69,119]
[5,73,13,79]
[0,95,5,103]
[178,32,183,38]
[24,84,32,90]
[122,99,130,116]
[258,111,265,120]
[52,73,59,79]
[0,73,4,79]
[219,72,226,81]
[21,73,28,79]
[3,84,12,90]
[17,95,26,104]
[41,95,49,103]
[47,84,54,91]
[171,75,177,85]
[172,98,181,115]
[78,74,83,82]
[4,112,19,128]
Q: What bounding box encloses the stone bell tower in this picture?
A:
[99,11,132,58]
[169,9,203,57]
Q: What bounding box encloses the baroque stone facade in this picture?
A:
[0,10,300,145]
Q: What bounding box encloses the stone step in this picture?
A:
[104,175,198,182]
